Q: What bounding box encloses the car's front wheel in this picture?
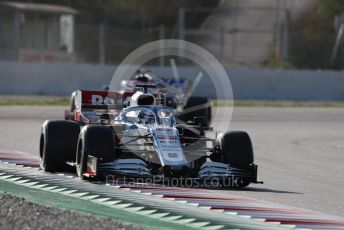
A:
[40,120,80,172]
[76,125,116,180]
[211,131,254,188]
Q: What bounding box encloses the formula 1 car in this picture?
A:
[65,70,212,127]
[42,89,262,188]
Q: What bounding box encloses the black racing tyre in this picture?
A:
[217,131,254,169]
[214,131,254,188]
[179,96,211,127]
[207,105,212,123]
[40,120,80,172]
[76,125,116,180]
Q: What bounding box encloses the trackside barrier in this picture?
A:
[0,61,344,101]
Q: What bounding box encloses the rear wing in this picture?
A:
[75,90,166,109]
[125,79,192,95]
[73,90,123,124]
[73,90,166,124]
[162,79,191,92]
[74,90,123,110]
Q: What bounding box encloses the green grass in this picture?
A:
[0,97,69,106]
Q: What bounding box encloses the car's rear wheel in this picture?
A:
[76,125,116,180]
[178,96,211,127]
[40,120,80,172]
[212,131,254,188]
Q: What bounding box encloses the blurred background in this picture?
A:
[1,1,344,219]
[0,0,344,101]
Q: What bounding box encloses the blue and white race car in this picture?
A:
[41,89,262,188]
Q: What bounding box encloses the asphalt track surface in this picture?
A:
[0,106,343,217]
